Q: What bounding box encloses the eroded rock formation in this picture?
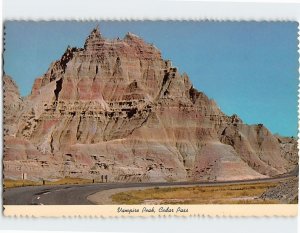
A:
[3,27,298,182]
[3,75,23,136]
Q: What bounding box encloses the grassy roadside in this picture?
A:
[3,177,95,188]
[111,182,281,204]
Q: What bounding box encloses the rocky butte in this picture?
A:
[3,27,298,182]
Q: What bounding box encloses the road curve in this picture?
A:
[3,175,295,205]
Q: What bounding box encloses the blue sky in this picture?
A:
[4,21,299,137]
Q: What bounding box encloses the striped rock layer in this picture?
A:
[4,28,298,182]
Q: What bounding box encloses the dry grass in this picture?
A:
[3,177,95,188]
[111,182,281,204]
[3,179,42,188]
[45,177,92,185]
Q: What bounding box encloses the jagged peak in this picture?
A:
[89,25,102,39]
[84,26,103,49]
[124,32,140,39]
[124,32,148,45]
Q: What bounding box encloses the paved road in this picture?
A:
[3,175,296,205]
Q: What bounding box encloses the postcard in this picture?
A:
[3,21,298,217]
